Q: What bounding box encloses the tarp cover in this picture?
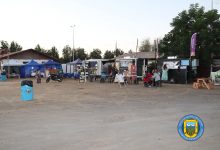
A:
[44,60,60,65]
[24,60,40,66]
[68,58,82,65]
[44,60,61,70]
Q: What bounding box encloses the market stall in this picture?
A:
[20,60,41,78]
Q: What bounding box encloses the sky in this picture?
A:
[0,0,220,56]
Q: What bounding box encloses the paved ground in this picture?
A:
[0,79,220,150]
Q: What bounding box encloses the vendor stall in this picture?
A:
[20,60,41,78]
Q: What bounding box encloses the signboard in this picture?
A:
[120,60,132,67]
[192,59,199,67]
[181,60,190,66]
[163,61,180,69]
[180,66,187,69]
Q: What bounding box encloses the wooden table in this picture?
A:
[193,78,214,90]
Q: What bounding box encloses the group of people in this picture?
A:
[143,64,168,88]
[143,69,161,87]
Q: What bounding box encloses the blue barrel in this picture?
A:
[20,80,33,101]
[0,75,7,81]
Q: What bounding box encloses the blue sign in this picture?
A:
[181,60,189,66]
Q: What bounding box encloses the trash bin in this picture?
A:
[20,80,33,101]
[0,72,7,81]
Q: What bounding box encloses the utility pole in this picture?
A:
[7,48,10,76]
[154,39,157,69]
[115,41,117,50]
[211,0,214,10]
[70,25,76,61]
[135,38,138,58]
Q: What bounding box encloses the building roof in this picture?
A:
[116,51,156,59]
[0,48,9,55]
[0,49,59,61]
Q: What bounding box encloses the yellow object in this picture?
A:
[184,119,198,138]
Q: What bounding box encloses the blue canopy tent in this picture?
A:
[64,59,82,78]
[20,60,41,78]
[44,60,62,70]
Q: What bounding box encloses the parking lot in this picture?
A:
[0,79,220,150]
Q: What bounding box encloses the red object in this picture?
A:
[144,73,153,83]
[131,64,137,80]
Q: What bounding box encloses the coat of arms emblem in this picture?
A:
[178,114,204,141]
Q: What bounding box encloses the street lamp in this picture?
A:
[70,25,76,61]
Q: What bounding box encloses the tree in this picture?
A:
[47,46,59,59]
[139,39,151,52]
[114,48,124,57]
[0,41,9,49]
[34,44,46,54]
[159,3,220,64]
[62,45,72,63]
[128,49,133,54]
[9,41,22,52]
[104,50,114,59]
[90,49,102,59]
[75,48,88,60]
[0,41,22,52]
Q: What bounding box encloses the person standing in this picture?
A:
[152,69,161,87]
[36,70,41,84]
[161,64,168,82]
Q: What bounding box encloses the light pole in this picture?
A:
[211,0,214,10]
[70,25,76,61]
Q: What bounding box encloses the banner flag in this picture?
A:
[190,33,197,57]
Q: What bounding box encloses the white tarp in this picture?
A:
[62,64,74,73]
[163,61,180,69]
[1,59,48,66]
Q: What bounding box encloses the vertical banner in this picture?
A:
[190,33,197,57]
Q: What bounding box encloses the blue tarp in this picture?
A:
[68,58,82,65]
[44,60,60,65]
[26,60,40,66]
[44,60,61,69]
[20,60,41,78]
[20,59,61,78]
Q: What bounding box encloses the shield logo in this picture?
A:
[184,119,198,138]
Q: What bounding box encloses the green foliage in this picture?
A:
[47,46,59,59]
[0,41,9,49]
[62,45,72,63]
[104,50,114,59]
[90,49,102,59]
[1,41,22,52]
[139,39,151,52]
[114,48,124,57]
[128,49,133,54]
[75,48,88,60]
[34,44,47,54]
[159,3,220,66]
